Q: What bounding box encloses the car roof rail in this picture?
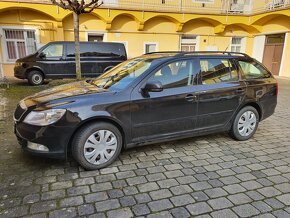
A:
[145,51,250,58]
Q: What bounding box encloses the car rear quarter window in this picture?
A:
[200,58,239,84]
[238,60,272,79]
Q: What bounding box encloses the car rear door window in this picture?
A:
[200,59,238,84]
[148,59,200,89]
[238,60,272,79]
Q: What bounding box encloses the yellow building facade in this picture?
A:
[0,0,290,78]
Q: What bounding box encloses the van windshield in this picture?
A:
[91,58,153,91]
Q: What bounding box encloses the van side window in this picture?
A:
[42,44,63,57]
[200,59,238,84]
[148,59,200,89]
[238,60,271,79]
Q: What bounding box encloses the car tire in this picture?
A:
[72,122,122,170]
[230,106,259,141]
[27,70,44,86]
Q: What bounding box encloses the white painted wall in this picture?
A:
[252,35,266,62]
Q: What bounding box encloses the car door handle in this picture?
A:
[185,94,197,102]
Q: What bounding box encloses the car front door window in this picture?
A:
[42,44,63,58]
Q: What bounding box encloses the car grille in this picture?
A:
[14,104,26,121]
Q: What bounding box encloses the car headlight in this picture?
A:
[23,109,66,126]
[16,62,23,67]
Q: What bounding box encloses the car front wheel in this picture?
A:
[27,71,44,86]
[230,106,259,141]
[72,122,122,170]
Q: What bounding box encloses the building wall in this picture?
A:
[0,2,290,78]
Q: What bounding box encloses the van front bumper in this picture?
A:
[14,66,26,79]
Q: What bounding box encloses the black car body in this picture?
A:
[14,52,278,170]
[14,41,127,85]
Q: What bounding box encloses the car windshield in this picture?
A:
[91,58,154,91]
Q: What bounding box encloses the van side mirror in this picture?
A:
[38,52,46,59]
[142,81,163,93]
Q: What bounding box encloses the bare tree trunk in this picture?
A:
[73,11,81,80]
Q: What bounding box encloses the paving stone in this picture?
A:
[190,181,212,191]
[138,182,159,192]
[49,208,77,218]
[257,187,282,197]
[204,188,228,198]
[60,196,84,207]
[91,182,112,192]
[132,204,150,216]
[50,181,72,190]
[157,179,179,188]
[264,198,285,209]
[272,209,290,218]
[127,176,147,186]
[170,207,191,218]
[67,186,90,196]
[211,209,238,218]
[120,196,136,207]
[108,189,124,198]
[252,201,272,213]
[74,177,95,186]
[135,193,151,203]
[149,189,172,200]
[78,204,95,216]
[246,191,265,201]
[146,173,166,182]
[227,193,252,205]
[170,194,195,206]
[277,194,290,205]
[148,199,173,212]
[1,205,29,217]
[208,197,233,210]
[107,207,133,218]
[233,204,260,217]
[191,191,209,202]
[30,201,57,214]
[85,192,108,203]
[23,194,40,204]
[116,171,136,179]
[240,180,263,190]
[95,199,120,212]
[224,184,246,194]
[170,185,192,195]
[186,202,213,216]
[275,183,290,193]
[95,174,116,183]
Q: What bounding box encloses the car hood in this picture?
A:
[21,81,110,108]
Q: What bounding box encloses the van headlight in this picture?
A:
[23,109,66,126]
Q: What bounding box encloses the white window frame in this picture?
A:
[230,37,246,53]
[0,26,40,64]
[85,31,107,42]
[180,35,197,52]
[144,42,158,54]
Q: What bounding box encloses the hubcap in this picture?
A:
[83,130,117,165]
[32,74,42,84]
[238,111,257,137]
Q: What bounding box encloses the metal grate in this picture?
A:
[4,29,37,61]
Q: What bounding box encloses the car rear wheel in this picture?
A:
[27,70,44,86]
[72,122,122,170]
[230,106,259,141]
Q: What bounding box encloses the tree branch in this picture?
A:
[83,1,103,13]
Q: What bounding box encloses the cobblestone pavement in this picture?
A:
[0,78,290,218]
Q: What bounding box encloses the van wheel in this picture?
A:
[230,106,259,141]
[72,122,122,170]
[27,71,44,86]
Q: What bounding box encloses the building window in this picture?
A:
[181,35,197,52]
[231,37,243,52]
[144,43,157,54]
[3,29,37,61]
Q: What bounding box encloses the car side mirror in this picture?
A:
[38,52,46,59]
[143,81,163,93]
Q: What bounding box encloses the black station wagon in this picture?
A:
[14,52,278,170]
